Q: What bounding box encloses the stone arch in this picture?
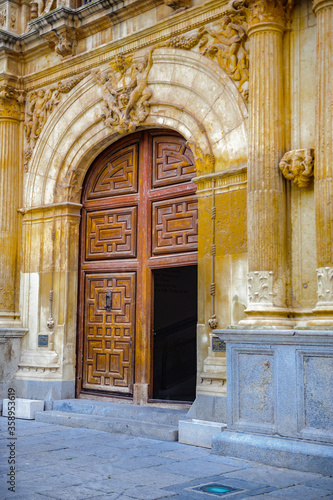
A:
[24,48,248,208]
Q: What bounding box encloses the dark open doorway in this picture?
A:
[153,265,197,402]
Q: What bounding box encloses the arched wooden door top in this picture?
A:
[77,130,198,400]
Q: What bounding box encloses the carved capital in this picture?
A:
[279,149,314,188]
[312,0,333,15]
[232,0,293,32]
[248,271,274,306]
[316,267,333,306]
[0,85,25,119]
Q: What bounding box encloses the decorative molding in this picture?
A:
[0,9,6,28]
[248,271,274,305]
[279,149,314,188]
[92,49,154,135]
[316,267,333,306]
[24,72,88,168]
[54,166,82,203]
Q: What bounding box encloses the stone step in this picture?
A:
[35,410,179,441]
[51,399,187,426]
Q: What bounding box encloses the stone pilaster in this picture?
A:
[240,0,292,327]
[0,90,22,327]
[312,0,333,322]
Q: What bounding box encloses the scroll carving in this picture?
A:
[317,267,333,306]
[248,271,273,305]
[54,166,82,203]
[92,50,154,135]
[24,73,88,169]
[0,85,25,119]
[279,149,314,188]
[160,14,249,101]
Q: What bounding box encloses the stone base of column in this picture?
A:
[212,328,333,475]
[239,307,294,329]
[307,267,333,326]
[0,312,22,328]
[133,383,149,405]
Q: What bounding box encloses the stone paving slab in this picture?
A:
[1,417,333,500]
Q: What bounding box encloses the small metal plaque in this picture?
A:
[38,335,48,347]
[212,336,226,352]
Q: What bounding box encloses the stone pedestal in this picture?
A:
[212,329,333,474]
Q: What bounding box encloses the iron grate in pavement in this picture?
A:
[187,483,243,497]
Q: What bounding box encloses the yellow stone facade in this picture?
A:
[0,0,331,411]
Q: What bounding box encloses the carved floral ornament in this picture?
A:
[279,149,314,188]
[231,0,294,29]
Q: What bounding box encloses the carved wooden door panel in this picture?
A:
[77,130,198,399]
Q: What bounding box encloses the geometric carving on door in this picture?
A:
[86,207,137,260]
[83,273,135,393]
[152,196,198,254]
[152,137,196,188]
[86,144,138,199]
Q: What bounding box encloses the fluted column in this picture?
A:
[312,0,333,321]
[241,0,292,327]
[0,91,22,326]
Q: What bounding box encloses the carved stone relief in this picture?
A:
[24,73,88,170]
[186,142,215,176]
[279,149,314,188]
[231,0,292,28]
[0,10,6,28]
[159,14,249,101]
[54,166,82,203]
[0,86,25,119]
[248,271,274,306]
[92,50,154,135]
[317,267,333,306]
[47,28,77,58]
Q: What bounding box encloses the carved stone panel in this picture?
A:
[152,196,198,254]
[86,144,138,200]
[86,207,137,260]
[83,273,135,393]
[152,137,196,188]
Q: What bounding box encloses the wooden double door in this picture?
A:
[77,130,198,400]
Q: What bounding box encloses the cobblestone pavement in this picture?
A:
[1,418,332,500]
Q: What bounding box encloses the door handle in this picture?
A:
[105,290,112,311]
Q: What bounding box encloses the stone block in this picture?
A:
[3,398,44,419]
[178,419,226,448]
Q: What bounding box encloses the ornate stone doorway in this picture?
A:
[76,129,198,401]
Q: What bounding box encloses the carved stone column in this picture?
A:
[0,89,22,327]
[312,0,333,323]
[240,0,292,327]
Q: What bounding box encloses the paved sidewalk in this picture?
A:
[0,418,332,500]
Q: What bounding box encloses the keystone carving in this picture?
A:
[92,50,154,135]
[279,149,314,188]
[160,14,249,101]
[248,271,273,305]
[317,267,333,306]
[24,73,88,167]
